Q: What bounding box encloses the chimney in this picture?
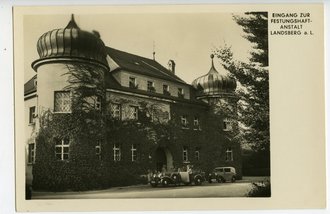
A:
[168,60,176,74]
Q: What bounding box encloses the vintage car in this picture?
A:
[208,166,237,183]
[150,166,205,187]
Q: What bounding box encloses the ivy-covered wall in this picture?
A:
[32,95,241,191]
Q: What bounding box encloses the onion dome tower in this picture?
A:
[32,14,109,71]
[192,54,236,101]
[31,15,109,113]
[192,54,238,131]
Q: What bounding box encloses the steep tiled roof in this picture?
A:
[24,75,37,95]
[106,47,186,84]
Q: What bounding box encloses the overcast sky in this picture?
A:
[24,13,253,83]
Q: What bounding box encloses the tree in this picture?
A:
[214,12,269,173]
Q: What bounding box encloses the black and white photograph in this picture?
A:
[12,3,327,212]
[23,11,270,200]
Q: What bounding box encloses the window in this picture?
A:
[195,147,200,161]
[163,84,170,95]
[55,138,70,161]
[95,141,101,160]
[193,116,200,130]
[226,148,233,161]
[110,103,121,119]
[131,144,137,162]
[54,91,71,113]
[178,88,184,98]
[147,81,155,92]
[181,115,188,129]
[95,96,101,110]
[183,146,188,162]
[128,106,138,120]
[113,144,121,161]
[28,143,35,164]
[129,77,137,89]
[223,119,232,131]
[215,168,224,173]
[224,168,231,172]
[29,106,36,124]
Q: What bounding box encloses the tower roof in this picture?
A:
[32,14,108,71]
[192,54,236,96]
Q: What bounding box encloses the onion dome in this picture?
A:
[192,54,236,96]
[32,14,109,71]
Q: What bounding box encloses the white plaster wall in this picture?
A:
[37,63,71,114]
[115,70,191,100]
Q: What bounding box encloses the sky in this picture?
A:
[24,13,253,83]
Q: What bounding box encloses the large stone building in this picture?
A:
[24,16,242,191]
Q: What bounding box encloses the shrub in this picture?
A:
[247,180,271,197]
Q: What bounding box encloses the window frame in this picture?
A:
[223,118,233,131]
[129,77,137,89]
[183,146,188,162]
[113,143,121,161]
[55,138,70,161]
[195,148,200,161]
[28,143,36,164]
[147,81,155,92]
[131,144,137,162]
[163,84,170,95]
[128,105,139,120]
[29,106,36,124]
[178,88,184,98]
[181,115,189,129]
[193,116,201,130]
[54,91,72,113]
[225,148,233,161]
[95,96,101,110]
[110,103,122,120]
[95,141,102,160]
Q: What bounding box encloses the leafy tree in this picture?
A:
[214,12,269,172]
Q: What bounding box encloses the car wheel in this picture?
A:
[150,182,158,187]
[162,178,170,187]
[172,174,180,184]
[208,179,212,183]
[231,176,236,183]
[194,176,202,185]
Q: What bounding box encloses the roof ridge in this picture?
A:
[106,46,153,62]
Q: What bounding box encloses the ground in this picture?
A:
[32,176,269,199]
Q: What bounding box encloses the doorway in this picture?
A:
[154,147,173,171]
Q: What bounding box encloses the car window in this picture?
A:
[224,168,231,172]
[214,168,223,172]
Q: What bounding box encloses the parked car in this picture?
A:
[208,166,237,183]
[150,165,205,187]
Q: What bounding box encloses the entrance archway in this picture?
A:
[154,147,173,171]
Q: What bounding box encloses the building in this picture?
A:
[24,15,242,191]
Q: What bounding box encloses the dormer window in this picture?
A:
[178,88,184,98]
[129,77,138,89]
[147,81,155,92]
[163,84,170,95]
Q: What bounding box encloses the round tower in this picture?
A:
[192,54,238,130]
[31,15,109,114]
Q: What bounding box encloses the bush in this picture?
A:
[247,180,271,197]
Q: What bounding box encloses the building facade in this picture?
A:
[24,16,242,191]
